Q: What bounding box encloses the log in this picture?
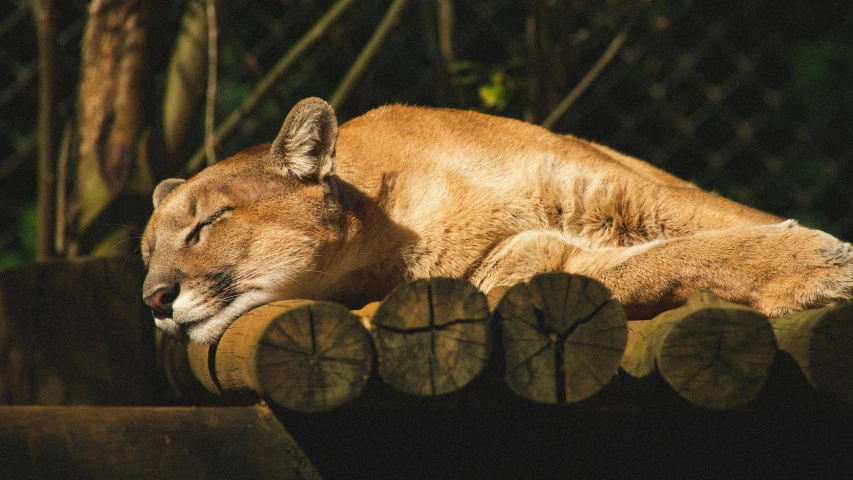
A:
[368,278,492,396]
[157,334,228,403]
[0,404,321,480]
[492,273,627,404]
[622,290,777,410]
[213,300,374,412]
[772,304,853,408]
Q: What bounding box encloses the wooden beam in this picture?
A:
[0,404,320,480]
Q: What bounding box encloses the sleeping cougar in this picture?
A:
[142,98,853,343]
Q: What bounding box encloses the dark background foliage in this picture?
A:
[2,0,852,269]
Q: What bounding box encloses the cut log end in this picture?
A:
[808,305,853,407]
[371,278,492,396]
[216,301,373,413]
[773,304,853,408]
[495,273,627,404]
[661,306,776,410]
[631,290,777,410]
[258,302,373,412]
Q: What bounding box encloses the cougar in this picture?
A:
[142,98,853,343]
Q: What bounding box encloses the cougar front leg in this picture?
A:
[472,222,853,319]
[580,221,853,318]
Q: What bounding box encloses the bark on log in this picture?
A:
[0,404,321,480]
[492,273,627,404]
[622,290,777,410]
[369,278,492,396]
[772,304,853,408]
[157,334,223,402]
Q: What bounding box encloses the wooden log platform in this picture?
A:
[157,275,853,412]
[491,273,627,404]
[0,404,321,480]
[4,267,853,478]
[621,290,777,410]
[772,304,853,408]
[366,277,492,396]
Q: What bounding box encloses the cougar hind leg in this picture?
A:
[580,221,853,318]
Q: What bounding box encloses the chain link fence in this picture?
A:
[2,0,852,264]
[562,1,853,238]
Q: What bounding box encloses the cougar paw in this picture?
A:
[758,224,853,316]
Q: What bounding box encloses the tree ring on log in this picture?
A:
[657,295,776,410]
[370,277,492,396]
[217,300,373,413]
[494,273,627,404]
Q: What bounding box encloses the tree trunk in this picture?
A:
[76,0,164,255]
[161,0,209,176]
[29,0,58,260]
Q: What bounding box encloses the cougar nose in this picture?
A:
[143,284,179,319]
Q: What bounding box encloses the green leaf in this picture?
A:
[795,41,845,86]
[0,202,36,271]
[0,249,31,271]
[478,71,517,111]
[20,201,38,252]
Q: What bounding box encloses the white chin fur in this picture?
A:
[156,289,278,344]
[154,312,238,344]
[184,315,235,344]
[155,317,181,337]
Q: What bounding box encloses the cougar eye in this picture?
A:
[185,207,233,247]
[185,223,208,247]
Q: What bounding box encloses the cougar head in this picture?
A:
[141,98,343,343]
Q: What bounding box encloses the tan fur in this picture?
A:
[142,98,853,343]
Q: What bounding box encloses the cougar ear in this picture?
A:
[269,97,338,182]
[152,178,185,208]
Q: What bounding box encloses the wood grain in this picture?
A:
[369,278,492,396]
[493,273,627,404]
[622,290,777,410]
[215,300,374,412]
